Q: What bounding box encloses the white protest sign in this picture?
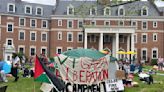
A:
[105,79,124,92]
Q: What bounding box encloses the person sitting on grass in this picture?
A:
[23,68,29,77]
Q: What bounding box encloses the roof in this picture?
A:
[54,0,161,16]
[0,0,54,18]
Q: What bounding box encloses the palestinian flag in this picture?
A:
[34,55,65,91]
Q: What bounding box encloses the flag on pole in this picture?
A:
[34,55,65,91]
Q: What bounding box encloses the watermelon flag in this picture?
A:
[34,55,65,91]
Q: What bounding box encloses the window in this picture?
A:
[152,48,158,59]
[19,31,25,40]
[78,21,83,28]
[7,23,13,32]
[104,7,111,16]
[58,32,62,40]
[8,3,15,13]
[7,38,13,45]
[153,33,157,42]
[77,32,83,42]
[19,18,25,26]
[141,6,148,16]
[103,35,110,43]
[119,35,124,43]
[36,7,43,15]
[153,21,157,28]
[91,21,96,26]
[25,5,32,14]
[131,21,136,26]
[30,46,36,56]
[41,32,47,42]
[56,47,62,54]
[90,7,97,15]
[90,34,96,42]
[18,45,25,54]
[104,21,110,26]
[42,20,47,28]
[30,19,36,27]
[141,48,147,61]
[41,47,47,55]
[134,34,137,43]
[67,5,74,15]
[67,20,73,28]
[119,21,124,26]
[118,6,124,16]
[67,47,73,51]
[30,32,36,41]
[67,32,73,42]
[142,21,147,29]
[58,20,62,26]
[142,34,147,43]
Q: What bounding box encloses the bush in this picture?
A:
[151,59,158,65]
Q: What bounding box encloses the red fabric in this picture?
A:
[34,56,44,78]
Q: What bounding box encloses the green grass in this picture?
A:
[0,66,164,92]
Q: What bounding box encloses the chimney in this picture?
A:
[15,0,21,3]
[97,0,110,6]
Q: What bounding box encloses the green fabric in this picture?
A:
[62,48,106,60]
[34,73,50,83]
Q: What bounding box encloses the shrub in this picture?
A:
[151,59,158,65]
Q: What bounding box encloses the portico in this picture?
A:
[84,26,135,59]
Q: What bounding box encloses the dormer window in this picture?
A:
[7,3,15,13]
[25,5,32,14]
[104,7,111,16]
[118,6,125,16]
[67,5,74,15]
[141,6,148,16]
[90,7,97,15]
[36,7,43,16]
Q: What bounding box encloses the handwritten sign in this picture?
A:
[105,79,124,92]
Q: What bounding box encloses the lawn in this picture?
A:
[0,66,164,92]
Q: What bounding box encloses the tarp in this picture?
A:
[0,61,11,74]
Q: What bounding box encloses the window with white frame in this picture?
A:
[91,21,96,26]
[141,48,147,61]
[41,32,47,42]
[18,45,25,54]
[19,18,25,26]
[30,46,36,56]
[103,35,110,43]
[57,32,62,40]
[104,7,111,16]
[134,34,137,43]
[77,32,83,42]
[7,3,15,13]
[25,5,32,14]
[67,47,73,51]
[78,20,83,28]
[67,20,73,28]
[119,21,124,26]
[7,23,13,32]
[6,38,13,45]
[36,7,43,15]
[67,5,74,15]
[41,47,47,55]
[142,34,147,43]
[67,32,73,42]
[58,20,62,26]
[19,30,25,40]
[141,6,148,16]
[42,20,47,28]
[30,32,36,41]
[30,19,36,27]
[56,47,62,54]
[118,6,124,16]
[131,21,137,26]
[104,21,110,26]
[152,48,158,59]
[153,33,157,42]
[142,21,147,29]
[90,7,97,15]
[153,21,157,28]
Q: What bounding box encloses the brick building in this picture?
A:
[0,0,164,63]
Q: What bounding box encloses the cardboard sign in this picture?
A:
[105,79,124,92]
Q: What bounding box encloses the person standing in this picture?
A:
[11,56,20,82]
[158,56,164,71]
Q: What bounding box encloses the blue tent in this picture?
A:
[0,61,11,74]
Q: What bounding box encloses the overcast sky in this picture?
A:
[22,0,164,7]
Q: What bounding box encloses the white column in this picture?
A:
[99,33,103,51]
[131,33,135,59]
[127,34,130,59]
[112,35,116,57]
[84,32,87,49]
[115,33,119,59]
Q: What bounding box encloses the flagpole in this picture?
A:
[34,80,35,92]
[48,78,60,92]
